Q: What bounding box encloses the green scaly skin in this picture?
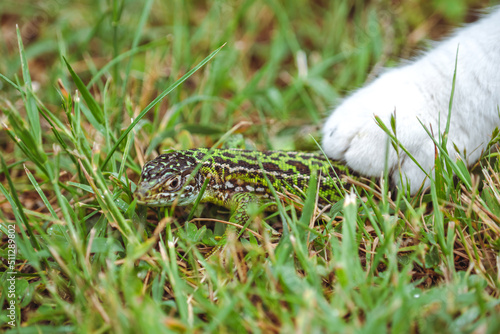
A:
[134,148,356,253]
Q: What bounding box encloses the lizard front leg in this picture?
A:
[208,192,260,258]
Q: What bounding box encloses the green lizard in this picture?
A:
[134,148,355,249]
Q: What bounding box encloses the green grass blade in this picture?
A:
[63,56,105,125]
[442,46,459,147]
[24,165,58,220]
[1,157,46,265]
[101,43,226,169]
[16,26,41,144]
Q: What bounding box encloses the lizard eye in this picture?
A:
[165,175,182,191]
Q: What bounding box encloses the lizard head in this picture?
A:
[134,152,203,206]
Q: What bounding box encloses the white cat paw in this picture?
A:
[322,67,449,194]
[322,8,500,194]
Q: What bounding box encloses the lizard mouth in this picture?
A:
[134,183,194,206]
[133,182,161,205]
[134,188,174,206]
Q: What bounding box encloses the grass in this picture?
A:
[1,0,500,332]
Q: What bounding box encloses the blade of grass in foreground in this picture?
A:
[16,25,41,144]
[1,157,49,269]
[64,56,105,125]
[101,43,226,169]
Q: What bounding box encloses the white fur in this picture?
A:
[322,8,500,194]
